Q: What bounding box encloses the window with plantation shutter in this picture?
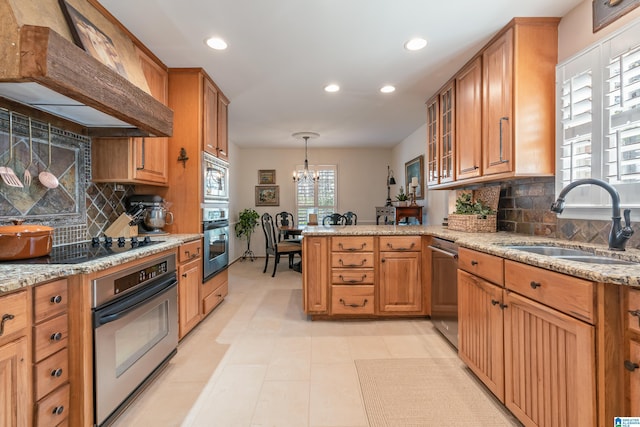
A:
[295,165,337,226]
[556,19,640,217]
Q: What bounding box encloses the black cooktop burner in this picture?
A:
[6,236,163,264]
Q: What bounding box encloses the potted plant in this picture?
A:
[235,208,260,261]
[395,187,409,206]
[448,193,497,232]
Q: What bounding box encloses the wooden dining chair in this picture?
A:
[275,211,298,241]
[343,211,358,225]
[261,213,302,277]
[322,213,347,225]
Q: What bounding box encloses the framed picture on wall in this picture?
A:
[405,155,424,200]
[593,0,640,32]
[258,169,276,185]
[255,186,279,206]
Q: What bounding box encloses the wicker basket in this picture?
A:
[448,213,497,233]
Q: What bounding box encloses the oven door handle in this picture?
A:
[94,274,177,327]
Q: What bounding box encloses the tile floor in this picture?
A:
[111,259,517,427]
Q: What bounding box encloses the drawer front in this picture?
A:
[331,285,375,315]
[628,289,640,335]
[331,236,374,252]
[34,348,69,400]
[331,252,374,269]
[331,269,375,285]
[34,279,68,324]
[203,281,228,314]
[203,268,226,299]
[34,314,68,362]
[379,236,421,252]
[179,240,202,263]
[35,383,69,427]
[0,290,28,345]
[505,260,595,324]
[458,247,504,285]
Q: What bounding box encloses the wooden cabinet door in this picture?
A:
[426,95,439,187]
[457,270,504,401]
[178,258,202,339]
[132,137,168,184]
[378,251,422,313]
[203,77,219,155]
[456,56,482,181]
[0,337,30,427]
[217,92,229,161]
[503,291,596,427]
[303,237,329,314]
[630,340,640,417]
[482,28,513,176]
[439,81,455,184]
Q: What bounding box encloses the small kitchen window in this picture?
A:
[556,18,640,218]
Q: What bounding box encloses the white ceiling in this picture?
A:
[100,0,583,149]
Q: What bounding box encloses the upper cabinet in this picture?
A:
[426,80,455,186]
[92,48,169,185]
[202,75,229,160]
[427,18,559,189]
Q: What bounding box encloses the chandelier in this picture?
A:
[292,131,320,183]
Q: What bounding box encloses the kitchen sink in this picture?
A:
[505,245,593,257]
[553,255,637,265]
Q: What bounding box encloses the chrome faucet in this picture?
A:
[550,178,634,251]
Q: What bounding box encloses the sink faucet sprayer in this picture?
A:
[550,178,634,251]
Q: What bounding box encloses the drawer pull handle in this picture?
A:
[50,295,63,304]
[471,260,478,266]
[338,274,367,284]
[386,242,415,251]
[50,332,63,342]
[491,299,500,306]
[51,368,63,377]
[339,298,368,308]
[0,314,15,336]
[52,406,64,416]
[624,360,640,372]
[530,281,541,289]
[338,242,366,251]
[339,259,367,267]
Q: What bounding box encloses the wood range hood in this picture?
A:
[0,24,173,137]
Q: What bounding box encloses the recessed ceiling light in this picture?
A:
[205,37,228,50]
[324,84,340,93]
[404,38,427,51]
[380,85,396,93]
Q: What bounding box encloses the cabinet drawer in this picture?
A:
[34,348,69,400]
[34,279,68,324]
[331,252,374,269]
[203,281,228,314]
[35,383,69,427]
[331,286,374,315]
[331,269,375,285]
[505,260,595,324]
[331,236,374,252]
[379,236,421,252]
[0,290,28,346]
[458,247,504,285]
[628,288,640,335]
[179,240,202,263]
[33,314,68,362]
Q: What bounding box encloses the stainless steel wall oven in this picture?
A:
[203,206,229,282]
[203,152,229,203]
[92,253,178,426]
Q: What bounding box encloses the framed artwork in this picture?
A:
[258,169,276,185]
[593,0,640,32]
[255,186,279,206]
[405,155,424,200]
[59,0,129,78]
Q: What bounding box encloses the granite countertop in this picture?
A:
[0,234,202,295]
[304,225,640,287]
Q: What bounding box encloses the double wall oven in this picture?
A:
[203,152,230,283]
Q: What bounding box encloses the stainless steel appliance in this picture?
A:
[203,152,229,203]
[203,206,229,282]
[128,195,174,235]
[429,237,459,348]
[92,253,178,426]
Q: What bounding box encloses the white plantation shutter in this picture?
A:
[295,165,337,225]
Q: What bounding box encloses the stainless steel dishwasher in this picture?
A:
[429,237,459,348]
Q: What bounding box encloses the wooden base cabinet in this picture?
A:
[303,236,329,314]
[203,269,228,315]
[178,240,203,339]
[627,289,640,416]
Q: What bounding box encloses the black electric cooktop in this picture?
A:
[6,236,163,264]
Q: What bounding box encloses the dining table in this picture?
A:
[277,226,304,272]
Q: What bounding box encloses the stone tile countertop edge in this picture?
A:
[0,234,202,295]
[303,225,640,287]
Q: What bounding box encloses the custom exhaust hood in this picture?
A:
[0,1,172,137]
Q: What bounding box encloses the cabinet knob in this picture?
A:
[52,406,64,416]
[50,295,63,304]
[491,299,500,306]
[471,260,478,266]
[0,314,15,336]
[51,368,63,377]
[624,360,639,372]
[530,281,541,289]
[50,332,62,342]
